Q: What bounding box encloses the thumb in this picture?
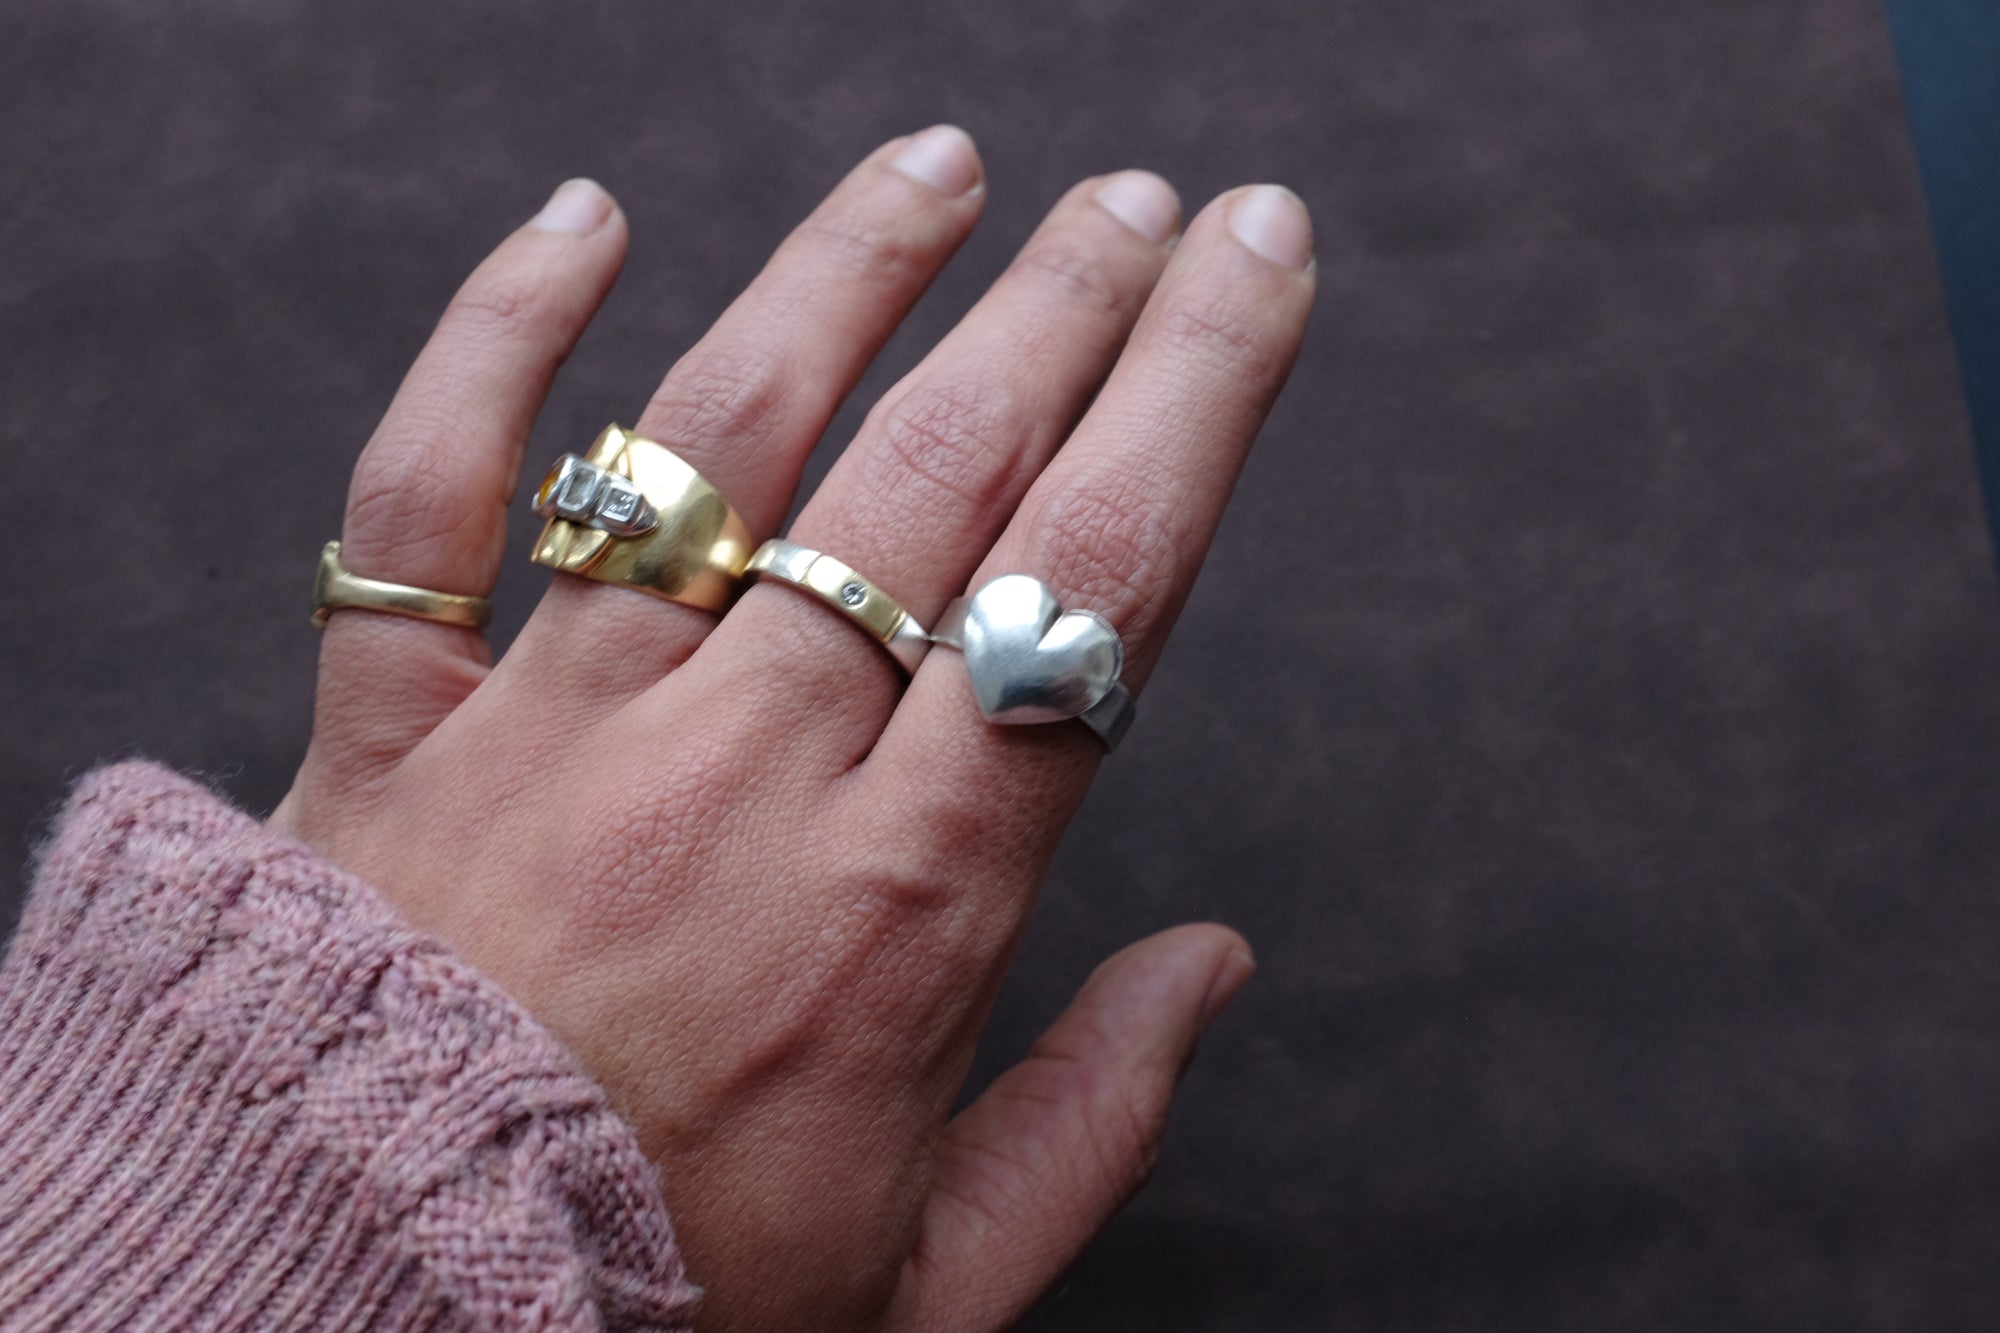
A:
[884,923,1256,1332]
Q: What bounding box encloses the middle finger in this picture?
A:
[692,170,1182,758]
[513,125,988,694]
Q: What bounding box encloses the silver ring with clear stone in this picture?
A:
[746,540,931,672]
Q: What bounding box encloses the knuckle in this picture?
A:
[852,853,960,931]
[343,438,474,570]
[440,266,557,346]
[797,209,927,286]
[1150,289,1278,377]
[1010,1038,1173,1203]
[1099,1072,1172,1196]
[869,381,1024,515]
[1030,477,1182,644]
[849,816,980,932]
[838,802,1015,978]
[1013,239,1131,317]
[643,340,788,449]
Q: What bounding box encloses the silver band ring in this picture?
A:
[931,574,1137,753]
[748,540,931,673]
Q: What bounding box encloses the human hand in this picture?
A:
[271,126,1313,1330]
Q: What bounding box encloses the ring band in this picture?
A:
[747,540,930,672]
[931,574,1137,753]
[310,541,493,631]
[529,424,753,610]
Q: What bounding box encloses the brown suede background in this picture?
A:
[5,2,2000,1328]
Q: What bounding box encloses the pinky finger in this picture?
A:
[883,925,1255,1333]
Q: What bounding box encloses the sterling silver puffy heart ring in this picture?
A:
[931,574,1136,753]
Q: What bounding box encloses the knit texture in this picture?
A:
[0,763,700,1331]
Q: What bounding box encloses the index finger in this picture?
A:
[869,184,1315,857]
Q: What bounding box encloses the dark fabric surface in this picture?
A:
[4,2,1998,1328]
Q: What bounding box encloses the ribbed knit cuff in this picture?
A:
[0,763,699,1331]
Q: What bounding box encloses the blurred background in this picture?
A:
[4,1,1999,1328]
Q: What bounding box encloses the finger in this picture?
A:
[311,179,627,777]
[883,925,1255,1333]
[515,126,987,692]
[700,171,1179,755]
[881,184,1315,821]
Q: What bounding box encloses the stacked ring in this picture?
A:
[747,539,930,672]
[317,428,1138,754]
[529,424,753,610]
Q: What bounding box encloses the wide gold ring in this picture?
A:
[528,424,753,610]
[310,541,493,630]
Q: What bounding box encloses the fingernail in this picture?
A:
[1228,184,1313,270]
[890,124,981,197]
[532,178,612,234]
[1094,170,1180,244]
[1199,947,1257,1027]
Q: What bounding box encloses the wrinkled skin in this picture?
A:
[271,128,1314,1330]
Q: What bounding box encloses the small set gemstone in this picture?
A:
[599,481,643,525]
[839,582,867,607]
[533,454,659,536]
[553,462,605,519]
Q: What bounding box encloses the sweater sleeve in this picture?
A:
[0,762,700,1331]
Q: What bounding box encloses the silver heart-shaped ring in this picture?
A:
[931,574,1137,752]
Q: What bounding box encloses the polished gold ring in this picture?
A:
[310,540,493,630]
[529,424,753,610]
[748,539,931,672]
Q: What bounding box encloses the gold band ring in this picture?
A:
[529,424,754,611]
[310,541,493,630]
[748,540,931,672]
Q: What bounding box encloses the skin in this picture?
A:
[270,126,1314,1330]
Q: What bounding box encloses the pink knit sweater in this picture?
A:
[0,763,701,1330]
